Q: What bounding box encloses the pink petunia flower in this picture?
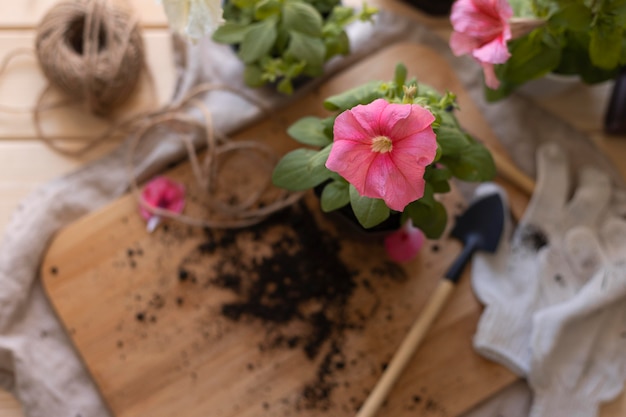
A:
[449,0,513,89]
[139,176,186,232]
[384,220,425,262]
[326,98,437,212]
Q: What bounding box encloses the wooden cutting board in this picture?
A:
[41,42,526,417]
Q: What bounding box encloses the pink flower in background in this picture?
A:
[140,176,186,232]
[449,0,513,89]
[326,99,437,212]
[384,220,425,262]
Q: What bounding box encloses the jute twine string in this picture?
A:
[0,0,302,227]
[35,0,144,115]
[126,83,304,229]
[0,0,151,157]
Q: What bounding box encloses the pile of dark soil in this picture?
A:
[178,202,367,410]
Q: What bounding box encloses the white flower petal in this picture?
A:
[186,0,225,40]
[160,0,224,40]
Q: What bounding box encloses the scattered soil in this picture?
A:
[176,201,377,410]
[112,195,459,415]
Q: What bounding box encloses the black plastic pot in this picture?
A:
[400,0,454,16]
[313,183,402,242]
[604,67,626,135]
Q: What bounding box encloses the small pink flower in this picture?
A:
[449,0,513,89]
[326,99,437,212]
[139,176,186,232]
[384,220,425,262]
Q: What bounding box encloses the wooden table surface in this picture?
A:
[1,1,626,416]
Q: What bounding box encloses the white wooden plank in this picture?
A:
[0,30,175,139]
[0,0,168,29]
[0,389,24,417]
[0,139,121,232]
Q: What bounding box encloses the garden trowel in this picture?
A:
[355,190,507,417]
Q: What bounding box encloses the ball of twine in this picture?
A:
[35,0,145,116]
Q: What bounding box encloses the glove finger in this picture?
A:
[562,167,612,230]
[529,275,616,390]
[563,226,603,285]
[535,245,579,305]
[609,189,626,218]
[522,142,569,237]
[600,216,626,262]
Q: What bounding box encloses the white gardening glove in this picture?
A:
[527,216,626,417]
[470,142,612,376]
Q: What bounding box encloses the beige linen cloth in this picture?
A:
[0,11,622,417]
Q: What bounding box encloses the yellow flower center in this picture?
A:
[371,136,393,153]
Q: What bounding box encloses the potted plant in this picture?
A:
[448,0,626,101]
[210,0,377,94]
[271,63,496,261]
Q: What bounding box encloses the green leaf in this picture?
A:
[440,143,496,182]
[394,63,407,90]
[277,77,294,95]
[554,31,619,83]
[417,183,435,208]
[549,3,592,31]
[349,185,390,228]
[328,5,356,25]
[324,30,350,59]
[254,0,281,19]
[430,180,451,194]
[404,200,447,239]
[238,18,278,64]
[498,31,561,84]
[323,81,384,111]
[484,79,518,102]
[282,0,323,36]
[272,147,332,190]
[243,64,265,87]
[424,165,452,183]
[287,117,332,146]
[233,0,257,9]
[211,22,251,44]
[287,31,326,71]
[320,180,350,212]
[435,125,471,156]
[590,24,623,70]
[284,59,306,78]
[424,167,452,194]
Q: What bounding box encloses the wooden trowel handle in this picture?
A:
[355,279,456,417]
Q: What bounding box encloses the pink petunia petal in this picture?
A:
[327,99,437,212]
[349,98,391,136]
[449,0,513,85]
[451,0,503,36]
[139,176,186,221]
[376,101,413,137]
[325,137,377,192]
[481,62,500,89]
[384,220,425,262]
[364,154,428,211]
[473,34,511,64]
[332,109,373,146]
[386,104,436,141]
[449,31,480,56]
[392,127,438,166]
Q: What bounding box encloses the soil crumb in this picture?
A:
[177,202,379,410]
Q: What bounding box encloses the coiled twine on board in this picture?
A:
[34,0,145,116]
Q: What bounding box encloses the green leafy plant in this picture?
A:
[211,0,377,94]
[450,0,626,101]
[492,0,626,100]
[272,63,496,238]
